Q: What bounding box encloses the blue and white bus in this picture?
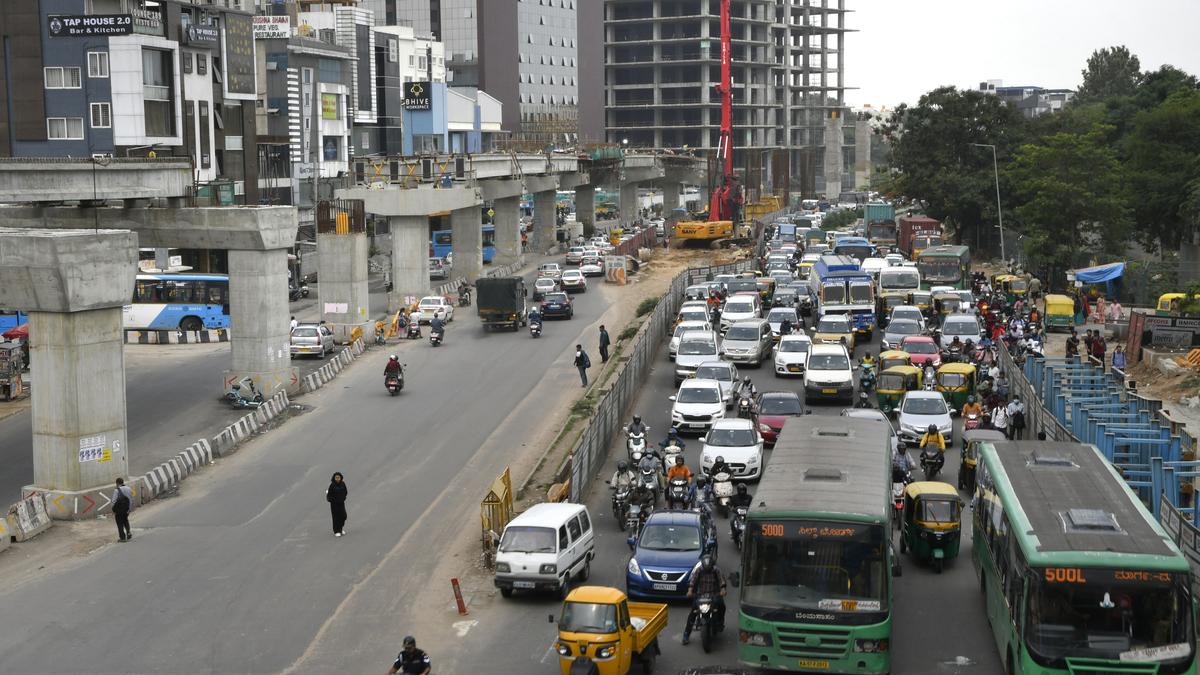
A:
[123,274,230,331]
[833,236,876,263]
[430,225,496,263]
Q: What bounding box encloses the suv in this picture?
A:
[669,321,712,361]
[720,319,773,366]
[803,343,854,403]
[719,293,760,331]
[937,315,984,349]
[428,258,449,280]
[537,263,563,281]
[674,331,720,385]
[625,510,717,600]
[290,323,335,358]
[669,378,725,433]
[565,246,587,264]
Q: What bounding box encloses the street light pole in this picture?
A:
[971,143,1005,264]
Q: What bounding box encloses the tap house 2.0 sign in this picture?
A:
[402,81,432,110]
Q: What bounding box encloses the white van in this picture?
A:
[494,502,595,598]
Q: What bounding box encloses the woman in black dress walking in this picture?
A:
[326,472,348,536]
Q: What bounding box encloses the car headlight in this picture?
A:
[627,558,641,576]
[540,564,557,574]
[495,562,510,573]
[555,642,571,656]
[740,630,774,647]
[747,455,760,465]
[713,409,725,419]
[671,411,683,421]
[759,423,772,433]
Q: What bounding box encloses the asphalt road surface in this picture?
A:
[451,325,1006,675]
[0,262,622,674]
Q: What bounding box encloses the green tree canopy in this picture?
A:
[1124,89,1200,250]
[1076,45,1142,103]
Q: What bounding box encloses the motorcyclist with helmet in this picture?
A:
[708,455,731,478]
[666,455,693,483]
[609,459,637,491]
[961,394,983,418]
[682,554,727,646]
[627,414,648,437]
[659,427,687,453]
[739,376,757,400]
[429,312,446,342]
[854,391,872,408]
[919,424,947,453]
[383,354,403,381]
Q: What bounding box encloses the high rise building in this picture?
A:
[362,0,580,142]
[604,0,853,198]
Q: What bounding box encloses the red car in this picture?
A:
[752,391,805,448]
[899,335,941,368]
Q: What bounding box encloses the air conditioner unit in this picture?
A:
[266,61,278,71]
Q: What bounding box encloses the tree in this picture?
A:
[880,86,1025,254]
[1007,125,1130,278]
[1076,46,1142,103]
[1124,89,1200,251]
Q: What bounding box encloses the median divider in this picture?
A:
[124,329,230,344]
[6,493,52,542]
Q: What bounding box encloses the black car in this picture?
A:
[539,292,574,319]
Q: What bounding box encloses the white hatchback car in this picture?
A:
[413,295,454,324]
[669,378,726,434]
[719,294,760,331]
[773,333,812,377]
[700,418,764,480]
[897,390,954,447]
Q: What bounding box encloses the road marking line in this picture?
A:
[452,619,477,637]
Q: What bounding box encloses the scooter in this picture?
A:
[891,466,910,529]
[384,368,405,396]
[405,322,422,341]
[964,411,982,432]
[529,320,542,338]
[859,361,876,392]
[626,427,648,462]
[661,441,683,472]
[224,377,264,409]
[731,506,749,550]
[666,477,692,510]
[430,329,444,347]
[695,594,723,653]
[711,470,734,517]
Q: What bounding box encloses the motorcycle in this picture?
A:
[923,365,937,390]
[944,345,963,364]
[609,484,630,528]
[695,594,723,653]
[625,499,648,534]
[964,411,982,432]
[288,281,310,302]
[529,320,542,338]
[859,362,876,392]
[737,396,753,420]
[661,441,683,473]
[731,506,749,550]
[711,470,734,517]
[921,444,945,480]
[224,377,264,409]
[384,371,404,396]
[666,477,692,510]
[891,466,910,529]
[626,427,649,462]
[458,286,472,307]
[430,329,444,347]
[634,452,660,504]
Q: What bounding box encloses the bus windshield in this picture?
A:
[1024,569,1192,666]
[822,283,846,305]
[868,223,897,240]
[742,519,888,613]
[917,259,962,283]
[849,283,873,304]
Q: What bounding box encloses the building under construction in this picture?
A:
[604,0,864,200]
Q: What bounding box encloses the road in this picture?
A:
[0,260,630,674]
[0,278,394,505]
[450,324,1006,674]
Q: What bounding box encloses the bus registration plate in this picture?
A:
[798,660,829,669]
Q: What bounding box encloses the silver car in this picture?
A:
[881,318,923,352]
[674,331,720,385]
[290,323,335,358]
[694,360,742,408]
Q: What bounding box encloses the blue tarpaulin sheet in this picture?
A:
[1072,262,1125,284]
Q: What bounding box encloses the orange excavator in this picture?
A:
[675,0,744,247]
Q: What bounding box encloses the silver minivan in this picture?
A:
[494,502,595,599]
[720,319,773,366]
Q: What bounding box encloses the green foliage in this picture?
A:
[618,324,639,341]
[1123,89,1200,251]
[1076,45,1142,103]
[821,207,861,230]
[1007,124,1130,276]
[881,86,1025,252]
[636,297,660,317]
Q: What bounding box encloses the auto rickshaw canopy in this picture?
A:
[879,365,922,391]
[878,350,911,372]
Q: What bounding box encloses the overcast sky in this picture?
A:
[843,0,1200,108]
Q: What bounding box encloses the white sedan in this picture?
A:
[579,257,604,277]
[560,269,588,292]
[532,277,559,300]
[413,295,454,324]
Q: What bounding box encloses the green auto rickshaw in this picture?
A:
[935,362,977,411]
[877,364,922,415]
[900,481,962,573]
[959,429,1005,494]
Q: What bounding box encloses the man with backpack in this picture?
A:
[112,477,134,542]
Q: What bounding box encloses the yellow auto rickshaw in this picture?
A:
[878,350,911,374]
[935,362,977,411]
[959,429,1005,493]
[1044,293,1075,330]
[900,481,962,573]
[877,364,922,415]
[993,274,1028,304]
[755,277,776,303]
[1156,293,1200,316]
[908,290,933,323]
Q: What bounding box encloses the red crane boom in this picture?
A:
[708,0,742,223]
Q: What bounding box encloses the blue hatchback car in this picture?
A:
[625,510,717,600]
[540,292,574,319]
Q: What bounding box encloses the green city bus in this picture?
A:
[916,244,971,290]
[735,417,896,673]
[973,441,1196,675]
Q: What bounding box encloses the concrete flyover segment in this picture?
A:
[0,157,191,203]
[0,228,138,520]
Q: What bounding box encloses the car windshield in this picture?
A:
[536,280,555,288]
[638,524,702,551]
[817,317,850,333]
[808,353,850,370]
[678,340,716,356]
[893,309,921,323]
[903,396,947,415]
[420,299,441,307]
[674,324,704,338]
[563,272,582,279]
[680,310,708,322]
[759,396,802,415]
[903,341,937,355]
[1024,571,1194,666]
[944,319,980,335]
[559,602,618,634]
[880,270,920,290]
[888,321,920,336]
[707,427,757,447]
[768,310,797,322]
[677,386,721,403]
[779,339,810,353]
[498,526,556,553]
[543,293,568,303]
[725,301,754,314]
[293,327,318,338]
[742,520,888,612]
[725,326,759,341]
[695,365,732,382]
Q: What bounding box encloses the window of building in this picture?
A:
[47,117,84,140]
[322,136,340,161]
[142,49,175,137]
[89,102,111,128]
[197,53,207,75]
[419,56,426,70]
[87,52,109,78]
[182,52,192,74]
[44,66,82,89]
[199,101,211,169]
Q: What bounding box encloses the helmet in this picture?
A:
[968,395,976,403]
[632,415,641,425]
[927,424,938,435]
[668,428,679,437]
[390,354,398,360]
[743,376,752,385]
[736,483,748,495]
[699,554,715,572]
[403,636,416,648]
[675,455,685,466]
[859,392,868,400]
[696,474,708,486]
[715,456,725,465]
[617,460,628,472]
